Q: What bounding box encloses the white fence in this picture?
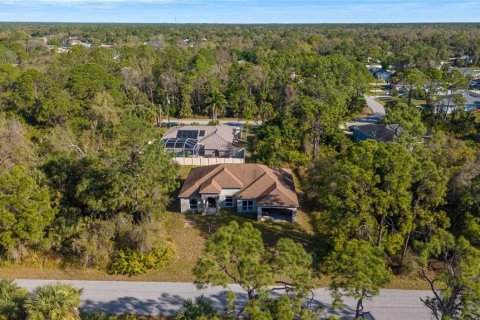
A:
[172,157,245,166]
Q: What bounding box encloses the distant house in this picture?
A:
[450,67,480,78]
[470,79,480,90]
[450,55,474,66]
[57,38,91,53]
[57,46,70,53]
[432,90,480,114]
[351,124,402,142]
[390,80,410,93]
[178,164,299,222]
[162,125,241,158]
[67,38,92,49]
[373,69,393,82]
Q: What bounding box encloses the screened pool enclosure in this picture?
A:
[163,137,202,157]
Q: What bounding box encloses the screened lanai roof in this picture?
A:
[162,125,236,152]
[163,137,199,150]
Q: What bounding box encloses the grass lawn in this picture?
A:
[411,98,427,107]
[375,97,391,106]
[0,210,430,289]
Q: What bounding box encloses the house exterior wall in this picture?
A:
[182,195,299,223]
[180,197,202,213]
[219,189,240,209]
[180,198,190,213]
[236,199,257,214]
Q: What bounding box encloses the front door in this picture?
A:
[207,197,216,208]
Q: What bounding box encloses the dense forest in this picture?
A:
[0,23,479,319]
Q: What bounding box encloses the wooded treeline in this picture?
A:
[0,23,479,319]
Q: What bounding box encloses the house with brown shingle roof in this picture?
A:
[179,164,299,222]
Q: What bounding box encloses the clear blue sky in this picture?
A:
[1,0,479,23]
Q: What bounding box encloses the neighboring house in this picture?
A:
[368,68,394,82]
[351,124,402,142]
[469,79,480,90]
[391,80,409,94]
[178,164,299,222]
[449,55,474,66]
[162,125,241,158]
[450,67,480,78]
[373,69,393,82]
[432,90,480,114]
[424,83,451,96]
[57,38,91,53]
[67,37,92,48]
[57,46,70,53]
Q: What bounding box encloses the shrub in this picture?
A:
[174,296,218,320]
[108,245,173,276]
[0,279,28,320]
[70,219,116,268]
[25,283,82,320]
[80,312,120,320]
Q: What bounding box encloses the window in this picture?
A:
[225,196,233,207]
[241,200,254,211]
[189,199,198,210]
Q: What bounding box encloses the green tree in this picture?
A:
[113,119,179,220]
[0,115,35,174]
[307,140,416,254]
[205,88,226,121]
[328,240,391,319]
[0,166,56,261]
[400,145,449,264]
[193,221,313,318]
[419,230,480,320]
[25,283,82,320]
[384,101,425,139]
[68,63,119,100]
[404,68,426,105]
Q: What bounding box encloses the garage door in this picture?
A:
[261,208,294,222]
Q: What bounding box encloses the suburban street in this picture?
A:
[163,118,261,127]
[16,280,432,319]
[168,95,385,130]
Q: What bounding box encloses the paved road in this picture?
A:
[163,118,262,127]
[16,280,432,319]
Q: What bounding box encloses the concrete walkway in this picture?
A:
[16,280,433,319]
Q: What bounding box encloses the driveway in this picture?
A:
[16,280,433,319]
[346,95,386,128]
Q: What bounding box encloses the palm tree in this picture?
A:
[174,296,217,320]
[205,88,227,121]
[25,283,82,320]
[0,279,28,320]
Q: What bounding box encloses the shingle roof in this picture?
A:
[352,124,402,142]
[179,164,299,208]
